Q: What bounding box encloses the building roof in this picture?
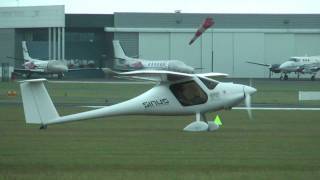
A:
[114,12,320,29]
[66,14,114,28]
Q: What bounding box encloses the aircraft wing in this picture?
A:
[68,68,100,71]
[196,72,228,79]
[117,70,194,82]
[246,61,271,67]
[14,68,30,74]
[14,68,45,74]
[300,64,320,73]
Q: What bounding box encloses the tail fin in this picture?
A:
[113,40,129,60]
[21,41,33,62]
[20,79,59,125]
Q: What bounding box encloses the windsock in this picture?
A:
[189,17,214,45]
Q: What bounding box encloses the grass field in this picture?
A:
[1,79,320,179]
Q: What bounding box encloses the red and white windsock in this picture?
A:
[189,17,214,45]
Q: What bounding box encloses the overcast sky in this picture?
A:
[1,0,320,14]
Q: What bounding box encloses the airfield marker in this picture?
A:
[214,115,222,126]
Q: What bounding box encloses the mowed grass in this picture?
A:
[0,79,320,179]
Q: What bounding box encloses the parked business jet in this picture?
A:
[105,40,195,74]
[14,41,68,79]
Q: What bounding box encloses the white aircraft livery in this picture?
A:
[19,70,256,132]
[14,41,68,79]
[279,56,320,80]
[110,40,195,74]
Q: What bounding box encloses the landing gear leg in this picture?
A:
[311,75,316,81]
[27,73,32,79]
[58,73,64,79]
[40,124,47,130]
[183,113,219,132]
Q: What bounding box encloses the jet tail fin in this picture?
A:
[21,41,34,62]
[20,79,59,125]
[113,40,129,60]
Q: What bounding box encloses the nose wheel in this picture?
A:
[280,74,288,80]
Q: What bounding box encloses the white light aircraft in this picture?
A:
[14,41,68,79]
[278,56,320,81]
[104,40,195,74]
[20,70,256,132]
[247,55,320,80]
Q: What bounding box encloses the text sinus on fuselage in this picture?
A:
[142,98,170,109]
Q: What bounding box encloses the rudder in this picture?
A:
[20,79,59,124]
[113,40,128,60]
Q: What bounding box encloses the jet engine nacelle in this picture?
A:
[47,60,68,73]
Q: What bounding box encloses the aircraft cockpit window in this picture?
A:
[170,80,208,106]
[199,77,218,90]
[289,58,298,62]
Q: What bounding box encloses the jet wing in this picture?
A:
[117,70,194,82]
[14,68,31,74]
[14,68,45,74]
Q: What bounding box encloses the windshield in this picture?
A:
[199,77,218,90]
[289,58,298,62]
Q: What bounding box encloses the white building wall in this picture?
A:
[139,33,170,59]
[0,5,65,28]
[212,33,234,76]
[294,34,320,56]
[233,33,265,77]
[108,27,320,78]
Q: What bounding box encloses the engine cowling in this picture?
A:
[47,60,68,73]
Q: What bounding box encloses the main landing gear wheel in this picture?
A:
[183,113,219,132]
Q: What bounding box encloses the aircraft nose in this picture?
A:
[243,85,257,95]
[57,65,68,72]
[279,62,289,70]
[53,65,68,72]
[186,66,195,73]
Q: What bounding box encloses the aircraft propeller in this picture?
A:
[243,85,256,120]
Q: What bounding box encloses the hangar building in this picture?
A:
[1,5,320,80]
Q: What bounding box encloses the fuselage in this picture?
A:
[279,56,320,73]
[24,60,68,74]
[47,76,256,125]
[113,40,195,74]
[115,57,195,74]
